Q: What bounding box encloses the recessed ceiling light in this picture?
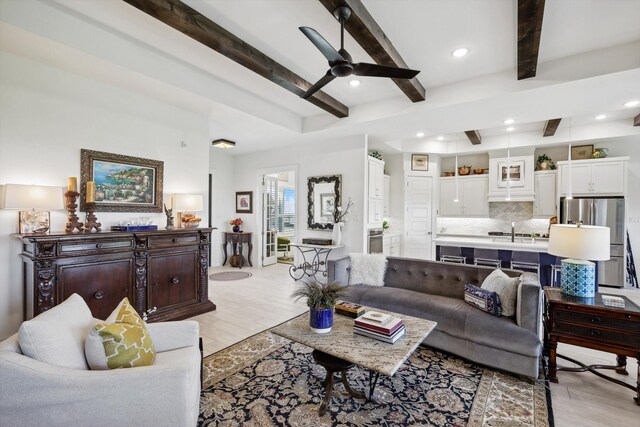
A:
[624,100,639,107]
[503,118,515,125]
[416,131,425,138]
[595,114,607,120]
[348,79,361,87]
[506,127,515,132]
[437,135,444,141]
[211,139,236,149]
[451,48,469,58]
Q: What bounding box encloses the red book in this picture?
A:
[355,316,403,334]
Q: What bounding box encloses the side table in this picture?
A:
[544,287,640,405]
[288,243,343,282]
[222,232,253,269]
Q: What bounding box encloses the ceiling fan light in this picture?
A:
[211,139,236,149]
[348,79,360,87]
[451,48,469,58]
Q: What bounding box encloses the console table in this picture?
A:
[544,288,640,405]
[222,232,253,268]
[15,228,216,322]
[289,243,343,282]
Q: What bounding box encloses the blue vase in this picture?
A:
[232,225,240,233]
[309,308,333,333]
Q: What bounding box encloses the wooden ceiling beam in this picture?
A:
[318,0,426,102]
[543,118,562,136]
[464,130,482,145]
[517,0,546,80]
[634,113,640,127]
[123,0,349,118]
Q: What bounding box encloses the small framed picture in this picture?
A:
[19,211,50,234]
[571,145,594,160]
[411,154,429,171]
[497,160,525,188]
[236,191,253,213]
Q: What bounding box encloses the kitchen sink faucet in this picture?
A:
[511,222,516,243]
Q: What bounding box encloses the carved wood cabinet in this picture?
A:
[17,228,216,322]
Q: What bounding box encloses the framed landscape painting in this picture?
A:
[80,149,164,212]
[411,154,429,171]
[497,160,525,188]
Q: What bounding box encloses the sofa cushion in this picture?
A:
[18,293,95,370]
[481,269,520,317]
[464,284,502,316]
[85,298,156,370]
[348,253,387,286]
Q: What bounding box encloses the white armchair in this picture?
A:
[0,319,201,427]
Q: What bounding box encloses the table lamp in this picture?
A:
[2,184,65,233]
[548,224,610,297]
[172,194,204,228]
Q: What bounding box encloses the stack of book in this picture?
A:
[353,311,405,344]
[335,301,366,318]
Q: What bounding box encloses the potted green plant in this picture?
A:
[291,280,348,333]
[536,154,556,171]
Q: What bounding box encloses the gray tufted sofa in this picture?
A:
[328,256,543,378]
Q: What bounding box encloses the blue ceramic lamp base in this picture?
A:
[560,259,596,298]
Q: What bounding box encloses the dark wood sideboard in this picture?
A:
[16,228,216,322]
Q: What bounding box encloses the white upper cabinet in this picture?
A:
[487,155,535,202]
[534,171,557,218]
[558,157,628,197]
[367,157,385,227]
[439,175,489,217]
[383,175,390,216]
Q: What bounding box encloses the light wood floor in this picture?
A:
[193,263,640,426]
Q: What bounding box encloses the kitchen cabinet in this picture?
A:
[558,157,627,197]
[383,234,401,256]
[487,155,535,202]
[16,229,216,322]
[439,176,489,217]
[534,171,557,218]
[367,157,385,228]
[383,175,391,216]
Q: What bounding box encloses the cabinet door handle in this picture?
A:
[590,329,600,337]
[95,243,103,249]
[171,276,180,284]
[94,291,104,300]
[590,316,601,323]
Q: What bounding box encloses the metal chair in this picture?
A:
[474,248,502,268]
[510,251,541,277]
[439,246,466,264]
[550,256,563,287]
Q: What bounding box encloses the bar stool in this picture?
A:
[550,256,563,287]
[474,248,502,268]
[440,246,466,264]
[510,251,541,277]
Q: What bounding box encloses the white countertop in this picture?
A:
[433,235,548,252]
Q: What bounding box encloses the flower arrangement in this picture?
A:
[229,218,243,226]
[334,198,354,223]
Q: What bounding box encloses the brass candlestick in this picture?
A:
[64,190,84,232]
[85,202,101,232]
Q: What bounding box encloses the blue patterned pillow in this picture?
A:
[464,284,502,316]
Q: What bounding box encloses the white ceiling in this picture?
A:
[1,0,639,155]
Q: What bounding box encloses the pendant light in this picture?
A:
[566,118,573,200]
[505,131,512,201]
[454,139,459,203]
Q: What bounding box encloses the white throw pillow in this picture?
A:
[480,269,520,317]
[18,293,95,370]
[349,253,388,286]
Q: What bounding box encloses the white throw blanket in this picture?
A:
[348,253,388,287]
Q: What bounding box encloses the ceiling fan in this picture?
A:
[299,5,420,99]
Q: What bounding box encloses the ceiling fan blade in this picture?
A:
[301,71,336,99]
[299,27,345,63]
[353,63,420,79]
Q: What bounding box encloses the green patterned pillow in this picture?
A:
[85,298,155,370]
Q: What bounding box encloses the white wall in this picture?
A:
[209,149,236,266]
[0,53,210,338]
[231,136,368,265]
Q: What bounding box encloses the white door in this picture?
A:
[262,176,278,266]
[404,176,432,260]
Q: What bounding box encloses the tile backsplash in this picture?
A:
[437,202,552,236]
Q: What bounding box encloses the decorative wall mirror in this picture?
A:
[307,175,342,230]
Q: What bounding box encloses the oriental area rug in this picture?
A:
[199,331,553,427]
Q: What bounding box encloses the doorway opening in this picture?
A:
[262,170,296,267]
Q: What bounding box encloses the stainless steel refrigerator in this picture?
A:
[560,197,626,287]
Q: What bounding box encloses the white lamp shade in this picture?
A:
[172,194,203,212]
[2,184,64,210]
[548,224,610,261]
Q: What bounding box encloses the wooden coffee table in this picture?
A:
[272,309,436,415]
